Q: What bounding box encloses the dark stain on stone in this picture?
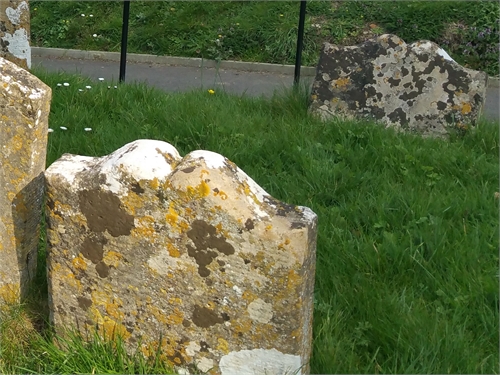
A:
[192,305,224,328]
[131,182,144,194]
[95,261,110,278]
[205,278,213,286]
[77,296,92,311]
[186,220,235,277]
[291,221,306,229]
[182,166,196,173]
[213,187,219,193]
[437,101,447,110]
[221,312,230,321]
[200,341,210,352]
[167,351,185,366]
[78,189,135,237]
[388,108,407,124]
[217,260,225,266]
[244,259,251,264]
[417,53,429,63]
[81,236,107,264]
[245,218,254,231]
[387,77,401,86]
[182,319,191,328]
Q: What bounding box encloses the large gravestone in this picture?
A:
[310,34,488,137]
[0,0,31,69]
[45,140,317,375]
[0,57,51,304]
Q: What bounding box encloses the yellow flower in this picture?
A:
[280,14,284,17]
[208,89,215,94]
[34,7,37,10]
[218,34,222,38]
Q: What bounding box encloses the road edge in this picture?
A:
[32,47,499,88]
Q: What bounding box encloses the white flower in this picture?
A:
[81,13,85,17]
[48,128,54,133]
[93,34,97,37]
[114,85,118,89]
[78,89,83,92]
[89,14,93,17]
[63,82,69,86]
[85,85,92,89]
[56,83,62,87]
[107,86,111,89]
[98,77,104,81]
[60,126,67,130]
[84,128,92,132]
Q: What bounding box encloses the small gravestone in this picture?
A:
[45,140,317,375]
[310,34,488,137]
[0,57,51,305]
[0,0,31,69]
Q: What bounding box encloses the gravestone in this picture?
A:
[0,0,31,69]
[310,34,488,137]
[45,140,317,375]
[0,56,51,304]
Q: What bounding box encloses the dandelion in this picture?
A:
[208,89,215,94]
[84,128,92,132]
[63,82,70,86]
[48,128,54,133]
[85,85,92,89]
[60,126,67,130]
[98,77,104,81]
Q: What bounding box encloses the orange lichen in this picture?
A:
[217,338,230,354]
[103,251,122,268]
[167,243,181,257]
[72,255,87,271]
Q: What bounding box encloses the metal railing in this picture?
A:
[118,1,307,86]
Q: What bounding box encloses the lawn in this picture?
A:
[30,1,500,76]
[0,69,498,374]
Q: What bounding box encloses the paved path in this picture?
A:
[32,55,499,122]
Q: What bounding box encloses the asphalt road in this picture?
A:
[32,55,499,122]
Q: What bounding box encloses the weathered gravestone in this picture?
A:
[45,140,317,375]
[310,34,488,137]
[0,56,51,304]
[0,0,31,69]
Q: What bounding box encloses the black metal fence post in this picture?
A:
[119,1,130,83]
[294,0,307,86]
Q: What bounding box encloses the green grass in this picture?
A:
[1,69,498,374]
[30,1,500,76]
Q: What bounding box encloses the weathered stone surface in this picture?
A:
[0,0,31,69]
[0,56,51,304]
[45,140,317,375]
[310,34,488,137]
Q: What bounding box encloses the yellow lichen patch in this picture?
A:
[72,255,87,272]
[331,77,350,89]
[311,94,318,101]
[166,204,179,226]
[200,169,210,177]
[215,190,228,200]
[91,307,131,340]
[0,283,20,304]
[241,181,261,205]
[166,307,184,325]
[131,215,156,241]
[122,192,144,215]
[65,272,82,292]
[265,225,273,231]
[287,269,302,291]
[106,301,125,321]
[217,338,230,354]
[186,180,211,199]
[233,318,252,335]
[11,134,23,151]
[103,251,122,268]
[242,290,257,302]
[168,297,182,305]
[148,177,160,190]
[167,243,181,257]
[461,102,472,114]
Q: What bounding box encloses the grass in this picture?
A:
[0,69,499,374]
[30,1,500,76]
